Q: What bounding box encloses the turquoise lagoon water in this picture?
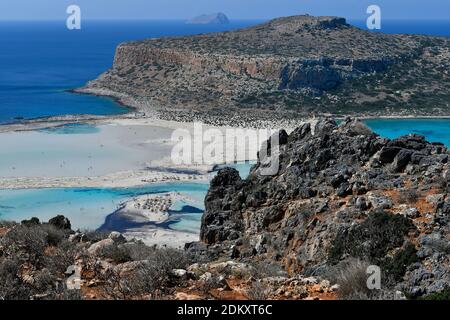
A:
[0,162,254,231]
[1,120,449,231]
[38,123,101,135]
[364,119,450,146]
[0,182,209,231]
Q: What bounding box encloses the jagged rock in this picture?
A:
[401,208,421,218]
[201,168,244,244]
[199,272,212,282]
[171,269,188,279]
[48,215,71,230]
[392,149,412,172]
[367,192,393,210]
[379,147,402,164]
[426,194,445,205]
[355,197,368,210]
[198,119,450,298]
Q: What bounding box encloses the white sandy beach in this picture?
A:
[0,115,292,247]
[108,192,203,248]
[0,116,292,189]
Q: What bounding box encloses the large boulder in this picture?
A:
[48,215,71,230]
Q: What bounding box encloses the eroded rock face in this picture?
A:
[200,119,449,297]
[201,168,243,244]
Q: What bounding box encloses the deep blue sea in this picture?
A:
[350,19,450,37]
[0,19,449,124]
[0,20,259,124]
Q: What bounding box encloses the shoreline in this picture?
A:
[1,103,450,190]
[0,169,210,190]
[98,192,202,248]
[2,106,450,134]
[2,86,450,134]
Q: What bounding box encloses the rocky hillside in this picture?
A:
[79,15,450,123]
[199,119,449,298]
[0,216,338,300]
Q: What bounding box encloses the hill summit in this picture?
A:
[79,15,450,124]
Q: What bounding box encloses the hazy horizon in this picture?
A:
[0,0,449,21]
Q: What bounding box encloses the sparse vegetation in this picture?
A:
[381,242,418,282]
[329,211,415,266]
[247,281,270,300]
[0,221,79,300]
[398,188,421,204]
[0,217,194,300]
[98,245,193,299]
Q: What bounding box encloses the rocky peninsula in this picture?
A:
[77,15,450,125]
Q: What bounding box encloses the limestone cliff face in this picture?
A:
[200,119,450,297]
[80,15,450,121]
[113,44,284,80]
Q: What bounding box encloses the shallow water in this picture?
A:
[0,159,254,231]
[364,119,450,147]
[1,119,449,231]
[0,182,209,230]
[0,123,174,177]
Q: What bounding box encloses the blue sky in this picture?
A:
[1,0,449,20]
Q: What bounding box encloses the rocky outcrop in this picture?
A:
[79,15,450,122]
[200,119,449,298]
[279,57,392,91]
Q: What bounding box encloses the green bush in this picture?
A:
[419,287,450,301]
[382,242,418,282]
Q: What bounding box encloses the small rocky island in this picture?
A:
[187,12,229,25]
[78,15,450,125]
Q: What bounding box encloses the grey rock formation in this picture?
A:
[199,119,450,297]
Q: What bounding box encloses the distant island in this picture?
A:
[187,12,229,25]
[77,15,450,126]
